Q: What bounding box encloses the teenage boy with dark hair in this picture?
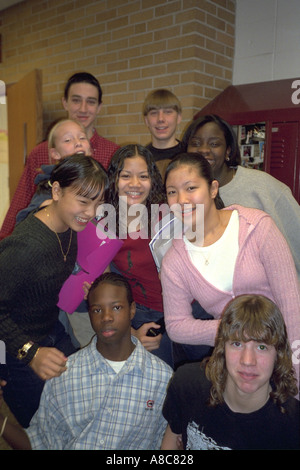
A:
[0,273,173,450]
[0,72,119,240]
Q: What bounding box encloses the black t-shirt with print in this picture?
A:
[162,362,300,450]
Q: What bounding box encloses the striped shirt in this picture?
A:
[26,336,173,450]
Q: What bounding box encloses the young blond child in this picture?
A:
[16,119,92,223]
[47,118,92,162]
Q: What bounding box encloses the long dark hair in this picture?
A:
[181,114,241,168]
[165,152,225,209]
[105,144,166,235]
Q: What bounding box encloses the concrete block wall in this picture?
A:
[0,0,235,145]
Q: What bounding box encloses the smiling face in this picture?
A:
[117,155,152,208]
[187,122,231,180]
[165,163,218,232]
[144,107,181,148]
[49,121,91,161]
[88,282,136,361]
[50,182,104,233]
[62,82,102,138]
[224,339,277,405]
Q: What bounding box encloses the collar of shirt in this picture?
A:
[86,335,146,377]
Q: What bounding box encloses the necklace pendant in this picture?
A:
[45,206,73,262]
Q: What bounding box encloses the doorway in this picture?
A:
[6,69,43,201]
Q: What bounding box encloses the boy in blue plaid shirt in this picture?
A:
[0,273,173,450]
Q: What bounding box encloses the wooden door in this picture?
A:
[6,69,43,200]
[270,121,299,202]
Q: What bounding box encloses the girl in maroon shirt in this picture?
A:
[104,144,173,367]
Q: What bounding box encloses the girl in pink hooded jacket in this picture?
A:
[161,153,300,386]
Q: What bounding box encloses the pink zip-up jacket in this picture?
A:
[161,205,300,367]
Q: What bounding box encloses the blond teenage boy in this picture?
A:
[143,89,182,168]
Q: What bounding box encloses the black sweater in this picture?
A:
[0,213,77,364]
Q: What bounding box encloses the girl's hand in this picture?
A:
[83,267,110,299]
[29,347,68,381]
[82,281,92,299]
[132,323,162,351]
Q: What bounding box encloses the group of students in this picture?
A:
[0,72,300,450]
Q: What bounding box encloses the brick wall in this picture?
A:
[0,0,235,146]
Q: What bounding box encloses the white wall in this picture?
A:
[233,0,300,84]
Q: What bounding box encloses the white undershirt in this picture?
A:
[184,210,239,292]
[105,359,126,374]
